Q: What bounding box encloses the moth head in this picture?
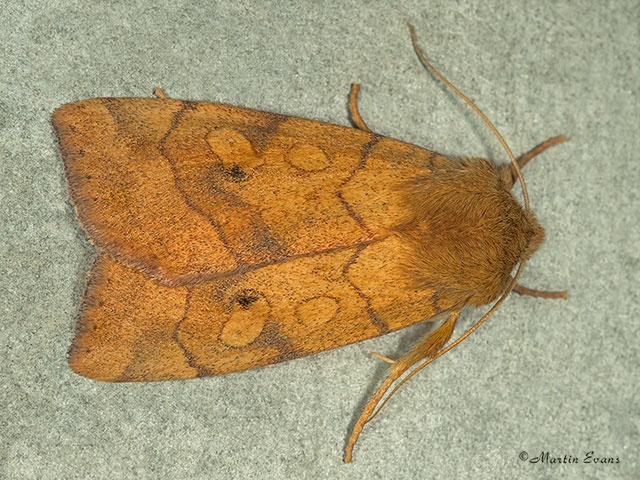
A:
[398,156,545,308]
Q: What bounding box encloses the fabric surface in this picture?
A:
[1,1,637,478]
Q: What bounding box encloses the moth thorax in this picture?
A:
[397,156,545,308]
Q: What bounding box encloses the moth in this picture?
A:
[52,26,566,462]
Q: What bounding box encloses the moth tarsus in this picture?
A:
[348,83,371,132]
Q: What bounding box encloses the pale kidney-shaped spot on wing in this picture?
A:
[296,296,339,327]
[206,128,263,180]
[220,289,270,347]
[286,144,330,172]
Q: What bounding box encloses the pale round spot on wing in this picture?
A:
[296,296,339,327]
[286,144,330,171]
[206,128,263,176]
[220,289,270,347]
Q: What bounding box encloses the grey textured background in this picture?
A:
[1,1,638,479]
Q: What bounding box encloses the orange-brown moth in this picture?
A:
[52,26,566,462]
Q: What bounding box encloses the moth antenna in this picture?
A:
[408,23,530,211]
[345,26,537,462]
[345,264,527,462]
[366,270,523,422]
[346,310,460,462]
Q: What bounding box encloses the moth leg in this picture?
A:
[371,352,395,363]
[348,84,372,132]
[345,311,460,463]
[500,135,566,189]
[513,284,568,299]
[154,88,168,99]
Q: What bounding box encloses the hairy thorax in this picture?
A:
[397,156,545,308]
